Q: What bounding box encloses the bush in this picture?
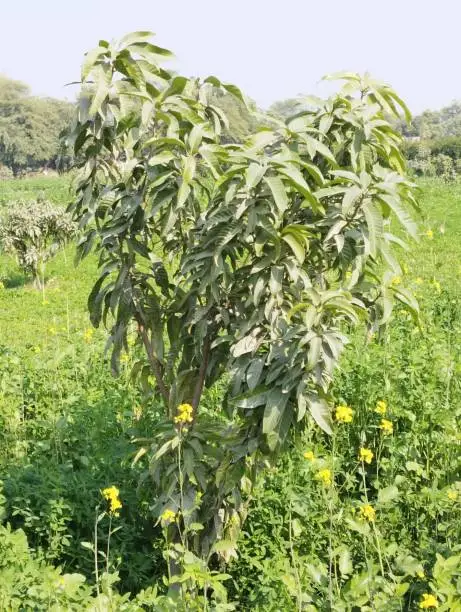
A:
[0,200,75,289]
[0,164,13,180]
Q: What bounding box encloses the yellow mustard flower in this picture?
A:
[133,405,143,421]
[417,569,425,579]
[102,486,122,516]
[174,403,193,425]
[380,419,393,435]
[42,299,49,306]
[415,277,424,285]
[120,353,129,364]
[359,504,376,522]
[391,276,402,287]
[375,400,387,415]
[335,405,354,423]
[161,509,176,524]
[447,490,458,501]
[359,448,374,464]
[419,593,438,609]
[48,326,57,336]
[303,451,315,461]
[83,328,94,343]
[425,229,434,240]
[432,280,441,294]
[316,469,332,486]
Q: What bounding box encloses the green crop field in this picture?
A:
[0,174,460,609]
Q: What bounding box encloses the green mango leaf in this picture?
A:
[307,396,332,435]
[264,176,289,213]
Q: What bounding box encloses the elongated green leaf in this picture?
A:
[377,194,418,239]
[269,266,283,295]
[307,336,322,370]
[246,357,265,391]
[282,233,305,264]
[247,130,277,152]
[363,201,383,256]
[177,182,191,208]
[278,165,318,207]
[128,41,173,58]
[114,50,146,89]
[182,156,196,184]
[264,176,288,213]
[234,389,268,409]
[148,151,176,166]
[307,396,332,434]
[119,31,156,48]
[304,135,337,165]
[263,389,288,434]
[386,89,412,124]
[89,64,112,115]
[245,163,266,190]
[323,72,361,83]
[81,46,108,81]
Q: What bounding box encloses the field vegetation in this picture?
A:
[0,33,461,612]
[2,175,460,610]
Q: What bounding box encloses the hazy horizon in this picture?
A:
[1,0,460,115]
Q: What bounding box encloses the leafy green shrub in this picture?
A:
[430,153,456,182]
[0,345,165,595]
[0,517,93,610]
[0,200,75,289]
[67,31,418,603]
[0,518,171,610]
[0,164,13,180]
[428,136,461,160]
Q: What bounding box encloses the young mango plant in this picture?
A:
[0,200,75,290]
[67,33,419,597]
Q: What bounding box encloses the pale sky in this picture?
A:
[0,0,459,114]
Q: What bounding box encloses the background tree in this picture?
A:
[210,90,273,142]
[268,96,308,119]
[67,33,418,600]
[0,76,73,175]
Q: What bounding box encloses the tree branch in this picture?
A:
[137,322,170,406]
[191,336,211,411]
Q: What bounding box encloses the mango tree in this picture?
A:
[67,32,418,604]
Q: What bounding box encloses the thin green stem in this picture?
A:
[360,466,384,576]
[94,506,100,598]
[288,502,302,612]
[106,514,112,575]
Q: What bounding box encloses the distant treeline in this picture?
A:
[0,76,74,177]
[3,71,461,181]
[404,136,461,160]
[402,137,461,181]
[395,101,461,180]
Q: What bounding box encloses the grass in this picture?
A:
[0,175,99,350]
[0,174,73,208]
